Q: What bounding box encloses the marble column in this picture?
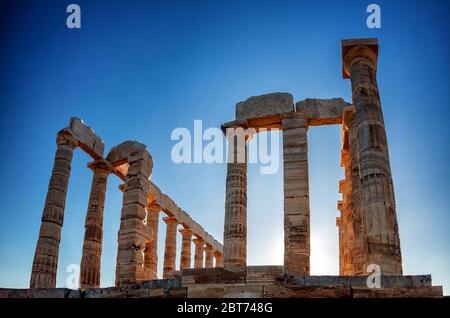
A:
[115,150,152,286]
[204,244,214,268]
[144,203,160,279]
[193,237,205,269]
[336,216,344,276]
[337,146,355,276]
[30,130,78,289]
[79,159,113,289]
[281,112,310,275]
[214,251,223,268]
[342,38,402,274]
[179,228,193,270]
[345,108,366,275]
[163,216,178,278]
[223,129,247,272]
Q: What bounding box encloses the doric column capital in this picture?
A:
[147,202,161,214]
[342,38,378,79]
[179,227,193,237]
[56,129,79,148]
[204,244,214,253]
[163,216,178,225]
[87,159,114,174]
[193,237,205,246]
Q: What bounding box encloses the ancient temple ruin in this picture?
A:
[29,118,223,289]
[1,38,443,298]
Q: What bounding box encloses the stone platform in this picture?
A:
[0,267,443,298]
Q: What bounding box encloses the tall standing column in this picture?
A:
[115,150,152,286]
[193,237,205,269]
[223,129,247,272]
[342,38,402,274]
[79,159,113,289]
[214,251,223,267]
[345,108,366,275]
[179,228,193,270]
[144,203,160,279]
[204,244,214,268]
[163,216,178,278]
[281,112,310,275]
[30,130,78,288]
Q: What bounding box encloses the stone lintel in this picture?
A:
[68,117,105,159]
[147,183,223,254]
[235,92,294,122]
[342,38,379,79]
[295,98,351,126]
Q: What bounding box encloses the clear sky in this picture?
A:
[0,0,449,294]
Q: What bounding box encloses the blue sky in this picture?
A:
[0,0,449,294]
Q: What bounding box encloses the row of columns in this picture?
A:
[222,39,403,276]
[31,134,223,289]
[158,211,223,279]
[222,113,311,276]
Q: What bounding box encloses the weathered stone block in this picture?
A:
[236,93,294,121]
[182,268,245,286]
[68,117,104,159]
[296,98,351,126]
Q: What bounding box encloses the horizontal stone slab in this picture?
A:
[68,117,104,159]
[236,93,294,122]
[0,275,442,298]
[295,98,351,126]
[285,275,433,288]
[181,268,245,285]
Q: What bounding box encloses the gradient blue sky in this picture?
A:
[0,0,449,294]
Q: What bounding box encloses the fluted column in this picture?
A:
[281,112,310,275]
[79,159,113,289]
[30,130,78,288]
[163,216,178,278]
[346,109,365,275]
[144,203,160,279]
[342,38,402,274]
[193,237,205,269]
[223,130,247,272]
[214,251,223,267]
[337,146,355,276]
[204,244,214,268]
[179,228,193,270]
[115,150,152,286]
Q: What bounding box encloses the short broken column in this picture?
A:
[281,112,310,275]
[79,159,113,289]
[223,128,248,272]
[144,203,160,280]
[214,251,223,267]
[193,237,205,269]
[163,216,178,278]
[179,228,193,270]
[342,38,402,274]
[204,244,214,268]
[30,130,78,289]
[115,149,152,286]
